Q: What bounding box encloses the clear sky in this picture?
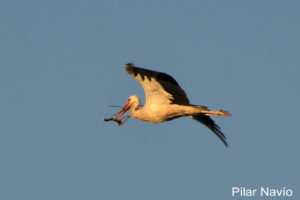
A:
[1,0,299,199]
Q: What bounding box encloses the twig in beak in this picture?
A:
[104,99,131,126]
[108,105,122,108]
[104,117,123,126]
[104,106,130,126]
[104,114,130,126]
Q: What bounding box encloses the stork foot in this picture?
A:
[204,109,231,117]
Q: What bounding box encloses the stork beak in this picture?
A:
[104,99,132,126]
[117,99,131,116]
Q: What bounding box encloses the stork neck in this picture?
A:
[130,103,140,112]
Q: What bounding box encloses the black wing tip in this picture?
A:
[209,124,229,148]
[156,72,180,86]
[219,133,229,147]
[124,63,138,76]
[125,62,134,67]
[211,126,228,148]
[125,63,180,86]
[125,62,134,69]
[193,115,229,148]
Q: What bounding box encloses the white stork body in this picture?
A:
[115,63,231,147]
[128,97,225,123]
[130,100,194,123]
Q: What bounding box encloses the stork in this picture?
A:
[105,63,231,147]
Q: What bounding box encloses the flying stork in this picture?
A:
[105,63,231,147]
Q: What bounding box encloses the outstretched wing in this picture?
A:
[125,63,190,106]
[193,115,228,147]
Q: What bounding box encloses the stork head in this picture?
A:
[121,95,140,113]
[115,95,140,119]
[108,95,139,125]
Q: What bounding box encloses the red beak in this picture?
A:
[117,99,131,117]
[104,99,132,126]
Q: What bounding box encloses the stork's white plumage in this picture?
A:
[107,63,231,147]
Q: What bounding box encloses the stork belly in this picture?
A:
[136,104,188,123]
[137,110,167,123]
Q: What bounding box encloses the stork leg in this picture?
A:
[171,105,231,118]
[189,105,231,117]
[202,109,231,117]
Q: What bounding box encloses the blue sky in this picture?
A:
[1,0,299,199]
